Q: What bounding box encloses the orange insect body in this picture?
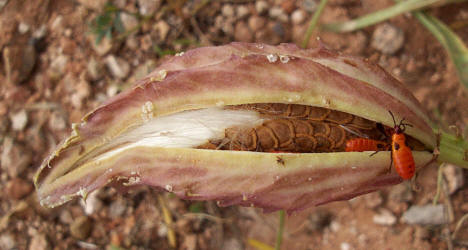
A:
[345,138,389,152]
[389,112,415,180]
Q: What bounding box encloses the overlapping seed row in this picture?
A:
[198,104,387,153]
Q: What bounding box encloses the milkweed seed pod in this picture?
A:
[35,43,436,213]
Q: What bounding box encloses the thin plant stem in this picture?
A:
[452,213,468,239]
[301,0,328,49]
[158,194,177,248]
[248,239,275,250]
[323,0,465,32]
[275,210,286,250]
[411,11,468,90]
[433,163,445,205]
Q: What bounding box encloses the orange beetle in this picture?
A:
[389,111,415,180]
[345,138,389,152]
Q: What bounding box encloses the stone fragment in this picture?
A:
[1,137,32,177]
[105,55,130,79]
[154,20,170,41]
[120,12,139,33]
[442,164,464,194]
[234,21,253,42]
[10,109,28,131]
[70,216,92,240]
[28,233,49,250]
[402,204,448,225]
[373,209,397,226]
[255,1,269,15]
[291,9,307,25]
[138,0,160,16]
[371,23,404,54]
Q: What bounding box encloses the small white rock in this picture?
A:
[255,1,269,15]
[10,110,28,131]
[402,204,448,225]
[222,4,235,18]
[120,12,139,32]
[340,242,351,250]
[18,22,30,34]
[105,55,130,79]
[443,164,465,194]
[373,209,397,226]
[236,5,250,19]
[138,0,160,16]
[291,9,307,25]
[50,54,69,76]
[371,23,404,54]
[154,20,170,41]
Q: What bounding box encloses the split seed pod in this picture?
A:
[35,43,436,213]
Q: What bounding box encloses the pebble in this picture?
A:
[33,25,47,40]
[236,5,250,19]
[6,177,33,200]
[1,137,31,177]
[269,7,288,22]
[389,182,413,203]
[77,0,107,10]
[255,1,269,15]
[363,191,383,209]
[70,78,91,109]
[50,54,68,77]
[109,198,127,218]
[442,164,464,194]
[402,204,448,225]
[373,209,397,226]
[59,210,73,225]
[340,242,351,250]
[10,109,28,131]
[70,216,92,240]
[48,111,67,131]
[222,4,235,18]
[87,57,103,81]
[302,0,318,12]
[0,233,16,249]
[234,21,253,42]
[18,22,30,34]
[138,0,160,16]
[222,19,235,37]
[29,233,49,250]
[371,23,404,54]
[291,9,307,25]
[89,34,112,55]
[120,12,139,33]
[105,55,130,79]
[181,234,197,250]
[154,20,170,41]
[330,220,341,233]
[248,16,266,32]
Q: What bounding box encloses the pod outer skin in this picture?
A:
[35,43,436,213]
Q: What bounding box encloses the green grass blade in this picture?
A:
[323,0,453,32]
[274,210,286,250]
[412,12,468,90]
[301,0,328,48]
